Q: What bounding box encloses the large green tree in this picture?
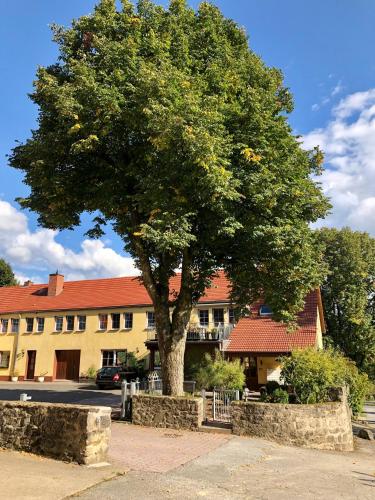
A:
[317,228,375,379]
[0,259,17,287]
[9,0,329,395]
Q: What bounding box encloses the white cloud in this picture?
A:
[0,200,138,283]
[304,88,375,234]
[331,80,343,97]
[312,80,343,112]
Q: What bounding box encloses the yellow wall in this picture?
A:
[0,304,232,380]
[257,356,281,385]
[316,306,324,349]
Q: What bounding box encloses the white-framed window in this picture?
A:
[77,315,86,331]
[0,351,10,368]
[0,319,9,334]
[213,308,224,327]
[36,317,44,333]
[101,349,127,367]
[229,308,235,324]
[124,312,133,329]
[55,316,63,332]
[11,318,20,333]
[98,314,108,330]
[26,317,34,333]
[146,311,155,329]
[111,313,120,329]
[66,315,74,331]
[199,309,209,327]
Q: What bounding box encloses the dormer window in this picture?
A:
[259,304,273,317]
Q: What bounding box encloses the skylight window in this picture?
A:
[259,304,273,317]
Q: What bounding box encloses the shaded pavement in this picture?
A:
[0,381,121,408]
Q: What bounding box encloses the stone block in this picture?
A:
[132,394,203,430]
[0,402,111,464]
[231,398,353,452]
[358,428,374,440]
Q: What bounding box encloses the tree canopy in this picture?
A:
[9,0,329,394]
[0,259,17,287]
[317,228,375,379]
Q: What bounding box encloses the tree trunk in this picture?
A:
[159,333,186,396]
[130,225,193,396]
[154,303,189,396]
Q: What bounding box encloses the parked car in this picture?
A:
[95,366,136,389]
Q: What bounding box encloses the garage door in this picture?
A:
[55,350,80,380]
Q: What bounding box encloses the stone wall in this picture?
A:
[0,401,111,464]
[132,394,203,430]
[231,395,353,451]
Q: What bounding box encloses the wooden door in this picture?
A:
[55,350,80,380]
[26,350,36,380]
[244,356,258,389]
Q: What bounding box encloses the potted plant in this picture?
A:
[37,371,47,383]
[11,371,19,382]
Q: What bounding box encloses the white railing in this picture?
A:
[186,323,234,341]
[146,323,234,342]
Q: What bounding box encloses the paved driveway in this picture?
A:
[81,424,375,500]
[0,381,121,408]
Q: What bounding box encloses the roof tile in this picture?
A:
[226,290,319,353]
[0,272,230,314]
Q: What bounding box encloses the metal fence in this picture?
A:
[212,388,239,423]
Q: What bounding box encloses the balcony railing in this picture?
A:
[146,323,234,342]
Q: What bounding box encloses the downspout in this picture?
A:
[10,313,21,378]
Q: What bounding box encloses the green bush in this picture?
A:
[260,387,289,403]
[266,381,280,394]
[281,348,372,415]
[86,365,97,379]
[272,388,289,403]
[195,352,245,390]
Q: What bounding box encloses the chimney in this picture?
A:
[48,272,64,296]
[23,280,33,287]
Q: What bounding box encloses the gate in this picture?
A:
[212,388,239,423]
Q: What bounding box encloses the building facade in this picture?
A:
[0,272,325,386]
[0,272,234,381]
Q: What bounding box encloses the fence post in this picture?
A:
[130,381,136,397]
[213,389,216,421]
[121,380,127,419]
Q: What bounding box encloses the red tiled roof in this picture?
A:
[226,290,319,353]
[0,272,231,314]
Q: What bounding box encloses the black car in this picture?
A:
[95,366,136,389]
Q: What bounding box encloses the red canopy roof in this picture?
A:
[0,272,231,314]
[226,290,320,353]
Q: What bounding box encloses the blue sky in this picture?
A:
[1,0,375,282]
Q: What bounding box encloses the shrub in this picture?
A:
[281,348,372,415]
[86,365,97,379]
[260,387,289,403]
[266,381,280,394]
[195,352,245,390]
[272,388,289,403]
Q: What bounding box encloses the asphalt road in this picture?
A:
[0,381,121,407]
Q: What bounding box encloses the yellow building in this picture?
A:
[0,272,324,387]
[0,272,234,381]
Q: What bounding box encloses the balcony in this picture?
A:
[146,323,234,342]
